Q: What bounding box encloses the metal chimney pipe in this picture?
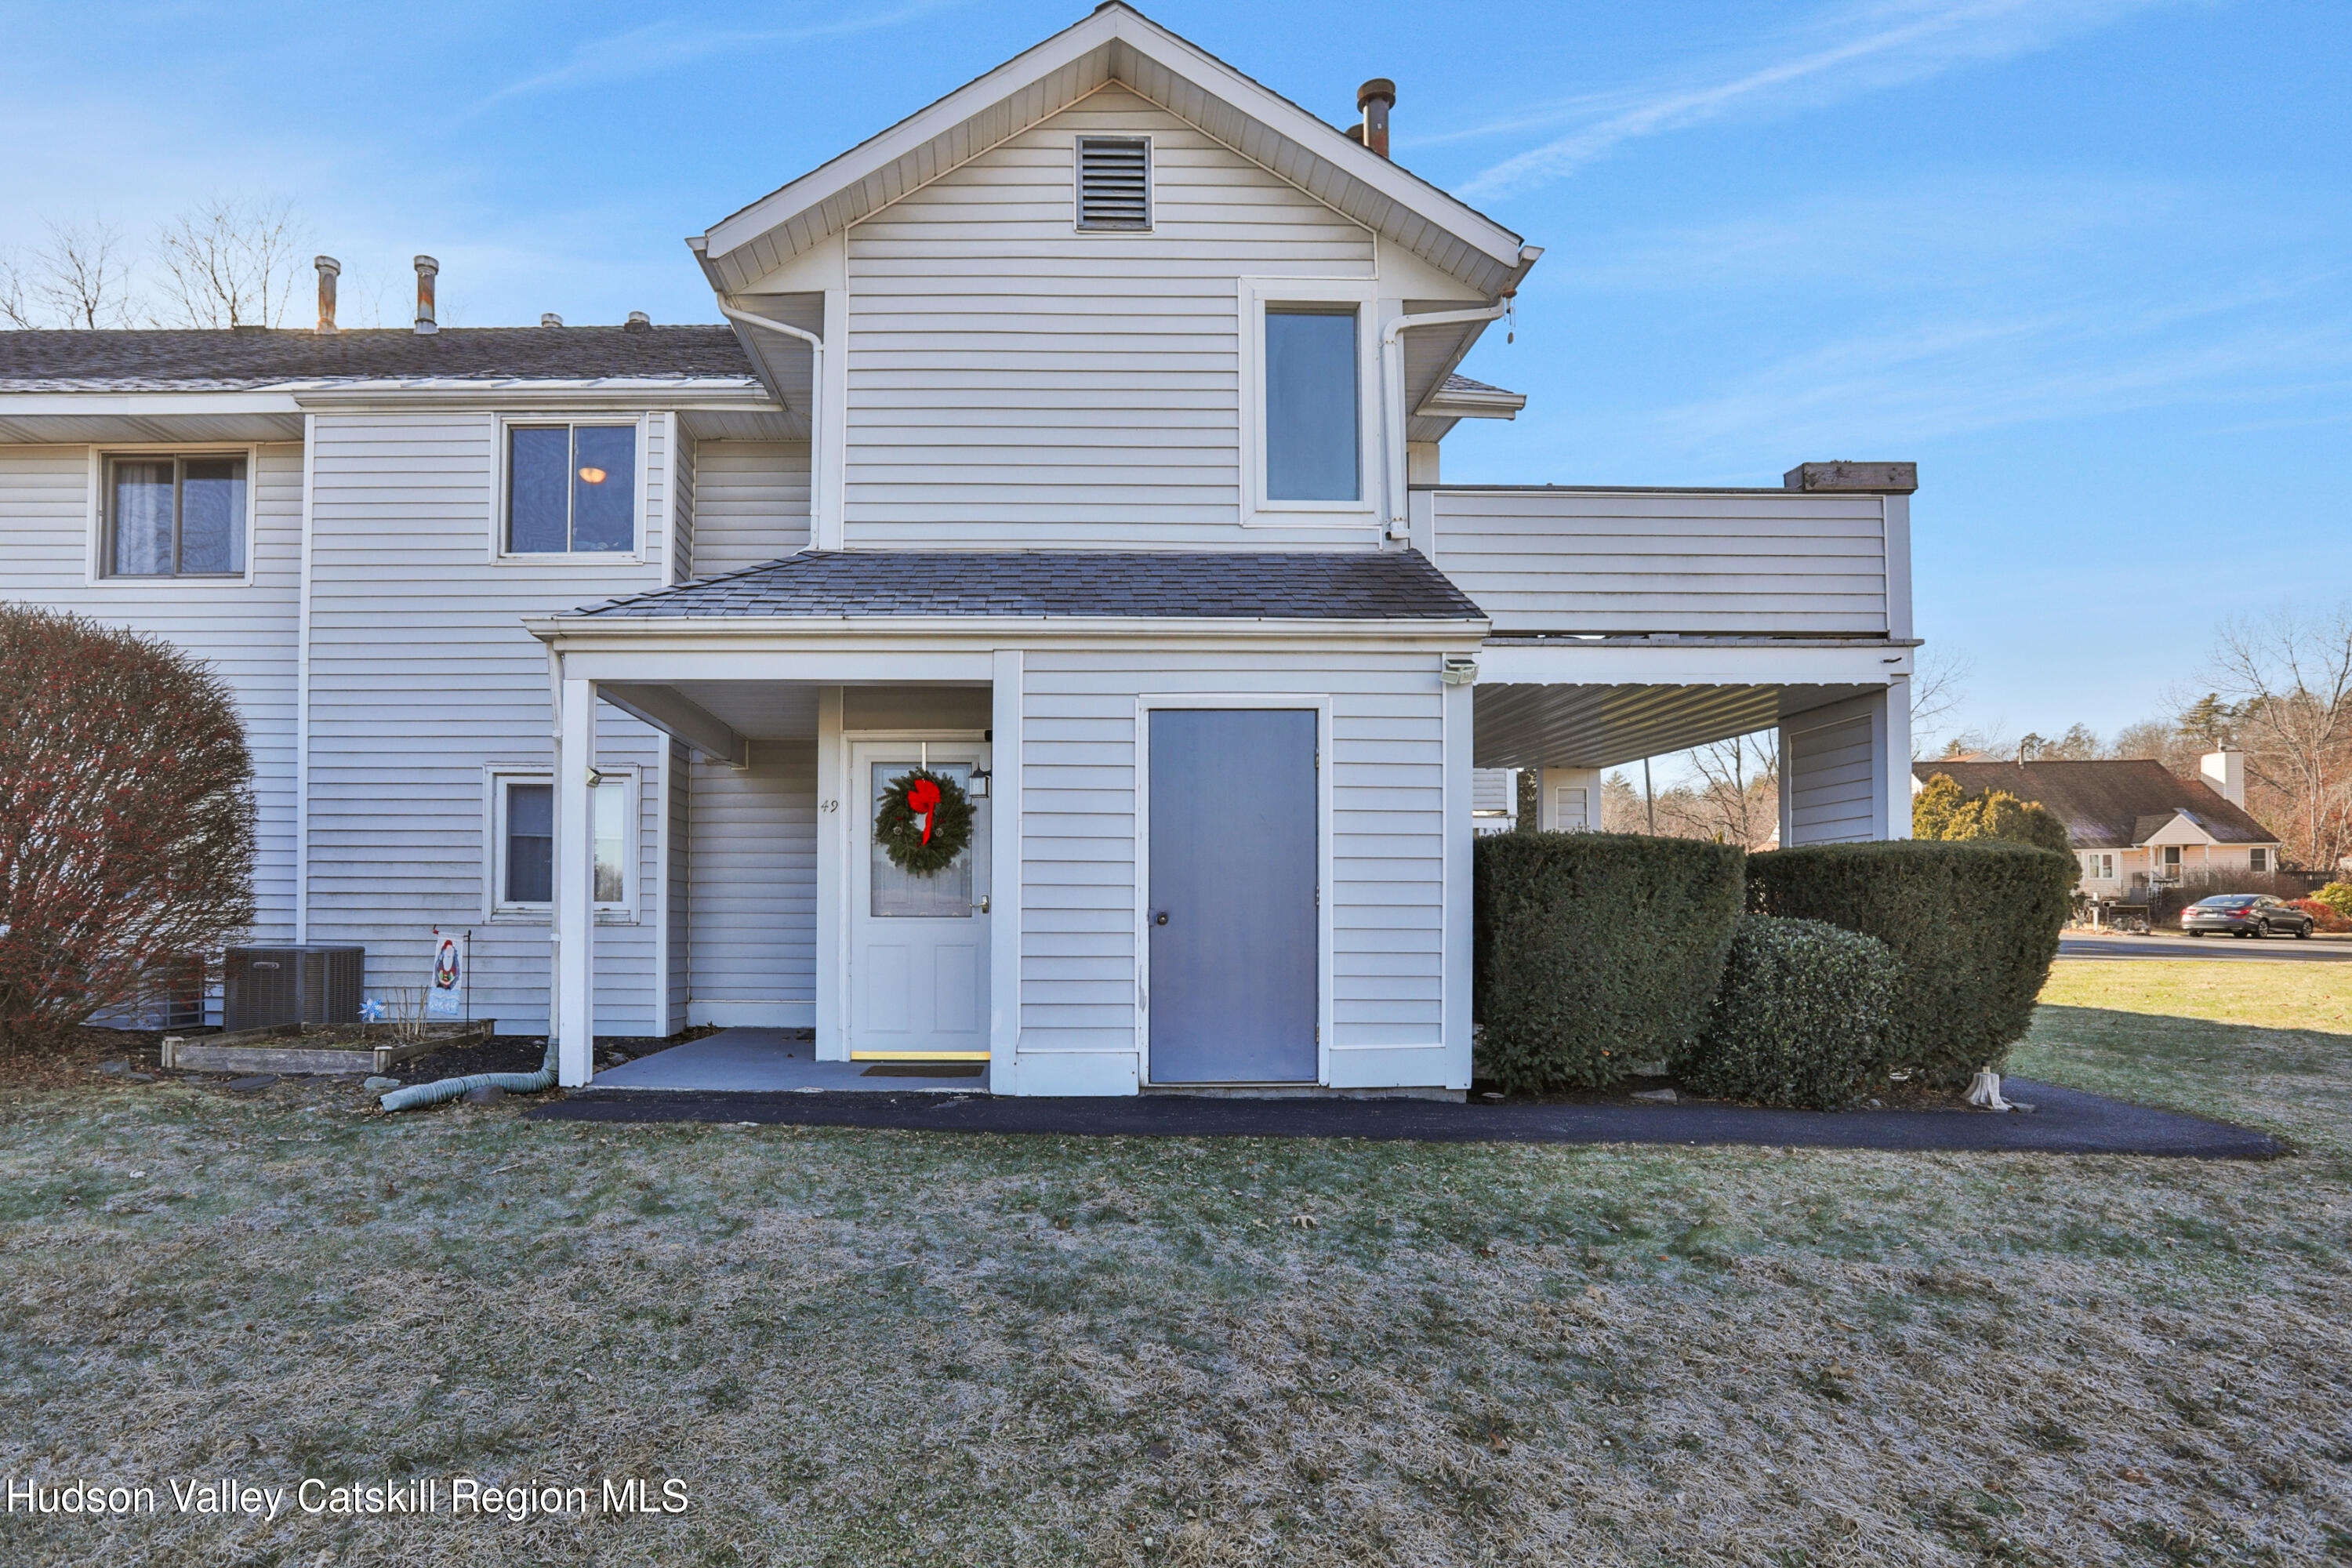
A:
[314,256,340,332]
[413,256,439,335]
[1356,78,1395,159]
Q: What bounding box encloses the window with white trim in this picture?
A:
[2249,847,2268,872]
[2084,851,2114,880]
[504,422,637,554]
[104,454,247,576]
[489,771,632,916]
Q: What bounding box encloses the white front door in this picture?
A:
[848,741,990,1058]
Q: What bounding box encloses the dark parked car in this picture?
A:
[2182,895,2315,938]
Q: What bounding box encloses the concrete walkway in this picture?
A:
[532,1074,2283,1159]
[589,1027,989,1094]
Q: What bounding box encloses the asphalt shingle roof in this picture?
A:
[568,550,1486,622]
[1912,758,2278,848]
[1439,372,1516,396]
[0,325,757,390]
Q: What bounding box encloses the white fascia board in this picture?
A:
[1479,640,1915,688]
[1417,388,1526,420]
[0,390,304,416]
[699,4,1523,285]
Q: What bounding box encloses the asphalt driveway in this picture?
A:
[2060,931,2352,962]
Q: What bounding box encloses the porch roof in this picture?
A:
[563,549,1486,622]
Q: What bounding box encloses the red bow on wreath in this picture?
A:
[906,777,943,844]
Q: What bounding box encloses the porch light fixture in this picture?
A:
[576,466,608,485]
[968,765,991,800]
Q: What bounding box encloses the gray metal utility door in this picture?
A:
[1146,708,1319,1083]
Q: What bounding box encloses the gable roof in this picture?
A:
[1911,758,2278,849]
[563,548,1485,622]
[695,2,1533,298]
[0,326,757,392]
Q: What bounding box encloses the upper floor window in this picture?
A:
[107,455,246,577]
[506,423,637,554]
[1076,136,1150,230]
[1264,305,1359,502]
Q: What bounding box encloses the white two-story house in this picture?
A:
[0,5,1918,1096]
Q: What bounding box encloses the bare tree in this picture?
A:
[151,198,307,328]
[0,221,140,328]
[2207,603,2352,871]
[1907,647,1972,758]
[1652,731,1780,849]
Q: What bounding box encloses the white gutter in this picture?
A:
[716,302,829,543]
[1380,245,1543,539]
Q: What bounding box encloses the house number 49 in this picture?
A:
[821,799,839,812]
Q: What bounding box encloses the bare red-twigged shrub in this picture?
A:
[0,605,254,1049]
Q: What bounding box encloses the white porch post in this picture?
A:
[1881,676,1913,841]
[989,649,1024,1094]
[1441,671,1473,1090]
[813,685,846,1060]
[555,673,597,1086]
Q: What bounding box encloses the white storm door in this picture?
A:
[848,742,990,1058]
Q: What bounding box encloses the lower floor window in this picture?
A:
[493,772,630,914]
[2249,848,2268,873]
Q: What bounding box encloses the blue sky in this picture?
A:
[4,0,2346,749]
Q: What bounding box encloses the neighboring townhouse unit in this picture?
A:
[0,5,1918,1095]
[1912,755,2282,898]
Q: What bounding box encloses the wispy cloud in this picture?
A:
[1456,0,2191,201]
[1523,278,2352,481]
[480,0,967,106]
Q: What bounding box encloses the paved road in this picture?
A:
[2059,931,2352,963]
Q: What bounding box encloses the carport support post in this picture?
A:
[555,673,597,1086]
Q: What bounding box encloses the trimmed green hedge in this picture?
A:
[1472,832,1746,1093]
[1675,915,1900,1109]
[1744,840,2076,1089]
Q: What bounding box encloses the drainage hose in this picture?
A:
[379,1034,559,1113]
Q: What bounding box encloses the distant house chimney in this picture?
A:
[2201,750,2245,807]
[541,313,564,328]
[1356,78,1395,158]
[314,256,340,333]
[625,310,652,332]
[413,256,439,335]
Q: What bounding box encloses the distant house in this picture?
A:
[1911,753,2282,896]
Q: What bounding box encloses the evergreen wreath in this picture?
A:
[873,768,975,876]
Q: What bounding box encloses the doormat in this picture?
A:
[862,1063,986,1078]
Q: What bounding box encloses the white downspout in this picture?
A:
[1378,245,1543,542]
[717,302,829,547]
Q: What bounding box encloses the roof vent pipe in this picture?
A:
[1356,78,1395,159]
[314,256,340,333]
[412,256,438,335]
[541,312,564,328]
[625,310,651,332]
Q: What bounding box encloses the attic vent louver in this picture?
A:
[1076,137,1150,230]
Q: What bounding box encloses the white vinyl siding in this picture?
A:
[1429,488,1893,636]
[0,443,303,972]
[688,743,817,1021]
[689,441,811,575]
[840,85,1375,546]
[1784,711,1879,845]
[1016,646,1449,1068]
[303,410,675,1032]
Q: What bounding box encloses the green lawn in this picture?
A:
[2,964,2349,1566]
